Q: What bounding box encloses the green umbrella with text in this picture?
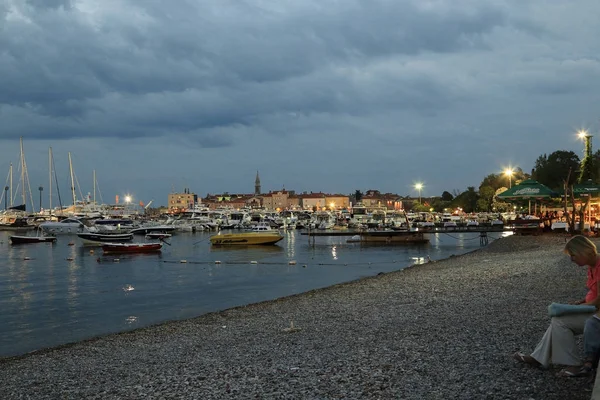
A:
[497,179,558,214]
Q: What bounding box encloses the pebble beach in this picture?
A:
[0,235,595,399]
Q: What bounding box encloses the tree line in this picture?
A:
[368,148,600,214]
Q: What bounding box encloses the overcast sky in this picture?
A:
[1,0,599,208]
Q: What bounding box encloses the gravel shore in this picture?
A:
[0,235,595,399]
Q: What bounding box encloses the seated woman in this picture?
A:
[514,235,600,374]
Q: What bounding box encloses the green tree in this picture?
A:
[451,187,479,213]
[477,186,495,211]
[580,139,598,183]
[531,150,580,190]
[441,191,453,201]
[354,190,363,202]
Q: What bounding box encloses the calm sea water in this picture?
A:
[0,229,510,358]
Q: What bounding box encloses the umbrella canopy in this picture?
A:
[573,180,600,198]
[497,179,558,200]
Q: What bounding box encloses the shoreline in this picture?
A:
[0,235,595,399]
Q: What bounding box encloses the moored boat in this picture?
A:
[145,232,172,240]
[210,223,283,246]
[347,230,429,245]
[102,242,162,253]
[10,233,57,245]
[130,225,177,235]
[39,217,86,234]
[77,232,134,246]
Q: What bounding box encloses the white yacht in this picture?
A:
[39,218,86,234]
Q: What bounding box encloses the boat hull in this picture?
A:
[348,231,429,245]
[102,243,162,253]
[130,226,177,235]
[10,235,57,244]
[78,232,134,246]
[210,233,284,246]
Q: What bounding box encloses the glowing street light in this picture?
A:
[124,195,132,204]
[414,183,423,204]
[504,168,514,188]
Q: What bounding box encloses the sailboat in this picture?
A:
[0,139,35,230]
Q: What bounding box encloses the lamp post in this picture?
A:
[504,168,514,188]
[4,186,8,210]
[414,183,423,204]
[38,186,43,213]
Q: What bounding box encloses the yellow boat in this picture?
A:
[209,223,284,246]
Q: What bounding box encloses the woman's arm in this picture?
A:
[582,279,600,308]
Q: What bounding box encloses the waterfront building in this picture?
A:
[261,190,290,210]
[168,188,198,212]
[324,194,350,210]
[203,193,262,210]
[360,190,403,210]
[299,192,326,210]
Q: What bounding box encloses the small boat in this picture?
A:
[347,230,429,245]
[210,223,284,246]
[10,229,57,245]
[77,232,134,246]
[145,232,172,240]
[130,225,177,235]
[0,216,35,232]
[102,242,163,254]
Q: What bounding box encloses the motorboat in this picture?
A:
[10,233,57,244]
[102,242,162,254]
[39,218,86,234]
[209,223,284,246]
[130,225,177,235]
[77,232,134,246]
[145,232,172,240]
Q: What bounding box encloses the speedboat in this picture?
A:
[102,242,162,254]
[209,223,283,246]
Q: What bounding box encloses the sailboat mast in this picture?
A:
[68,152,76,206]
[20,138,25,206]
[48,147,52,213]
[93,170,96,204]
[9,163,13,207]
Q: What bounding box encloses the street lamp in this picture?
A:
[414,183,423,204]
[4,186,8,210]
[38,186,43,213]
[504,168,514,188]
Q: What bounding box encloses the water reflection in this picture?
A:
[0,229,495,358]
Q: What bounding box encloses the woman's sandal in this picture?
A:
[513,352,541,367]
[556,365,593,378]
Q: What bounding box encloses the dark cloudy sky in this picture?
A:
[1,0,599,208]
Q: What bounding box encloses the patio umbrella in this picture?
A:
[573,180,600,198]
[497,179,558,214]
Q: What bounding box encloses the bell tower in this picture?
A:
[255,171,261,195]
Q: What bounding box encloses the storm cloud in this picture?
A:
[1,0,599,204]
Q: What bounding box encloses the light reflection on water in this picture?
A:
[0,229,507,357]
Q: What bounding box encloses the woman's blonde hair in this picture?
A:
[564,235,598,259]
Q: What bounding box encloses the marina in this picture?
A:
[0,229,511,358]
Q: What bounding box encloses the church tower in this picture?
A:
[254,171,261,195]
